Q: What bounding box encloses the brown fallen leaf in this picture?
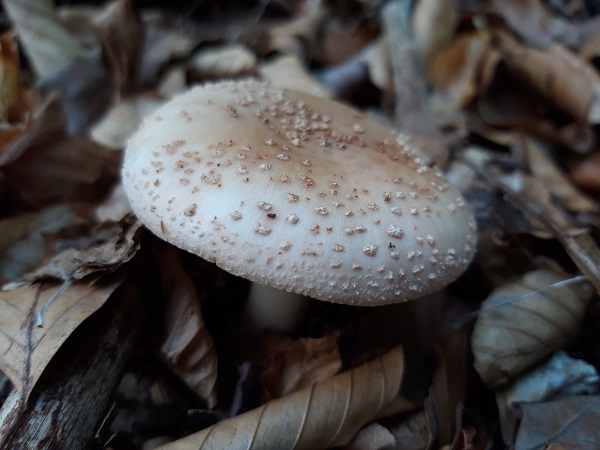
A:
[6,214,142,287]
[3,0,87,79]
[261,336,342,400]
[0,204,79,283]
[259,54,333,98]
[0,276,122,399]
[471,267,594,386]
[188,44,257,80]
[343,422,396,450]
[496,351,599,444]
[0,32,23,123]
[498,35,600,124]
[515,395,600,449]
[158,345,404,450]
[158,247,218,409]
[570,152,600,192]
[519,136,599,213]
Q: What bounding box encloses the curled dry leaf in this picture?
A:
[261,336,342,400]
[3,0,88,78]
[189,44,257,80]
[90,95,165,149]
[6,214,142,287]
[571,152,600,192]
[158,247,218,409]
[0,204,79,283]
[259,54,333,98]
[515,395,600,450]
[0,32,23,123]
[157,345,404,450]
[471,267,594,387]
[0,276,122,399]
[496,351,599,444]
[343,422,396,450]
[498,35,600,124]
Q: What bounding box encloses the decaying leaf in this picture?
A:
[158,345,404,450]
[158,247,218,409]
[261,336,342,399]
[496,351,599,444]
[471,267,594,387]
[189,44,258,80]
[0,204,79,283]
[515,395,600,449]
[259,54,333,98]
[343,422,396,450]
[571,152,600,192]
[3,0,88,78]
[0,32,23,123]
[0,276,122,398]
[6,214,142,287]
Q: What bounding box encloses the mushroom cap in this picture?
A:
[122,79,476,305]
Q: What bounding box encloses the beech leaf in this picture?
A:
[515,396,600,450]
[471,267,594,386]
[158,345,404,450]
[0,277,122,398]
[261,336,342,399]
[158,247,218,409]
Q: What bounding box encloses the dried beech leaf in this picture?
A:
[521,137,599,212]
[471,268,594,386]
[0,204,78,282]
[427,31,491,113]
[0,32,23,123]
[6,215,142,287]
[259,54,333,98]
[515,395,600,449]
[92,0,144,96]
[496,351,599,444]
[158,247,218,409]
[343,422,396,450]
[3,0,88,78]
[499,37,600,123]
[158,345,404,450]
[261,336,342,399]
[189,44,257,80]
[90,95,165,149]
[0,277,122,398]
[571,152,600,192]
[2,136,120,206]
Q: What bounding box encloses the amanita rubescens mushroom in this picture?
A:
[122,79,476,329]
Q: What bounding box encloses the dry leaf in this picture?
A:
[158,345,404,450]
[90,95,165,149]
[3,0,87,78]
[571,152,600,192]
[515,396,600,449]
[427,31,491,114]
[261,336,342,399]
[259,54,333,98]
[520,136,599,212]
[6,215,142,287]
[471,267,594,386]
[189,44,257,80]
[0,32,23,123]
[389,409,432,449]
[0,204,79,283]
[412,0,457,65]
[498,36,600,124]
[158,247,218,409]
[2,136,120,206]
[496,351,599,444]
[343,422,396,450]
[0,276,122,398]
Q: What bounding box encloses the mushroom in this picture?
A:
[122,79,477,331]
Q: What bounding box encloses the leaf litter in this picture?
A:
[0,0,600,449]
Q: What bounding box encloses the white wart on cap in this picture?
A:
[122,79,476,305]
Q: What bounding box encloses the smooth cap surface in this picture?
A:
[123,80,476,305]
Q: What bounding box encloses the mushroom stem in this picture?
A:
[243,282,310,333]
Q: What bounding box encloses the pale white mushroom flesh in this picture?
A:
[122,79,477,308]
